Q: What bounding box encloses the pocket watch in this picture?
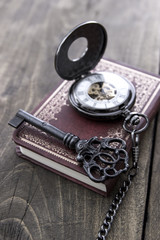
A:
[55,21,136,119]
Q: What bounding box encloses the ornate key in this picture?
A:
[8,109,129,183]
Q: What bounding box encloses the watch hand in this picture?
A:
[8,109,129,183]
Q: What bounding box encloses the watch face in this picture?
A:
[69,72,136,119]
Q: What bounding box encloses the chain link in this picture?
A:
[96,165,137,240]
[96,112,149,240]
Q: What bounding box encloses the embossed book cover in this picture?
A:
[12,59,160,196]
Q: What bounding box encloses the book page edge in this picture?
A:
[19,146,106,193]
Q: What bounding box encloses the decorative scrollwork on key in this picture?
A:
[75,136,129,182]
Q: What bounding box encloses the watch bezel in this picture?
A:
[69,72,136,120]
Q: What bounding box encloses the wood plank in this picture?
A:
[144,113,160,240]
[0,0,160,239]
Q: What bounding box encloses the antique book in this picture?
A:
[11,59,160,196]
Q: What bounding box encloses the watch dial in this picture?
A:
[69,71,136,119]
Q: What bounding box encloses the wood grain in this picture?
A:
[0,0,160,239]
[144,114,160,240]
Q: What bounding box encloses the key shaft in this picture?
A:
[8,109,66,142]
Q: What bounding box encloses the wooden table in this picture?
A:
[0,1,160,239]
